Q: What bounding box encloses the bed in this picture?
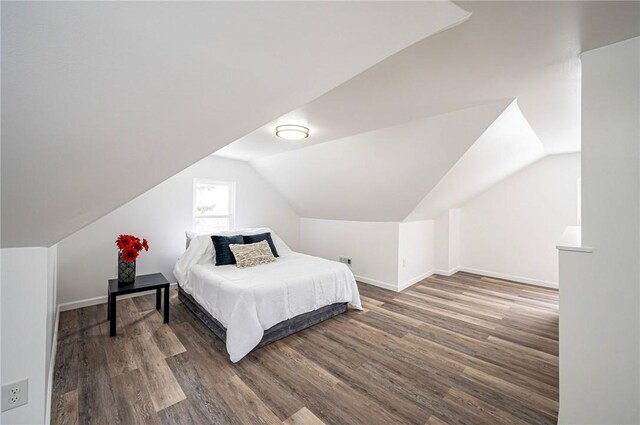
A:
[173,228,362,362]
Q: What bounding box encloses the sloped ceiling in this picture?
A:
[217,1,640,161]
[1,1,470,247]
[217,1,638,226]
[251,100,511,222]
[406,100,545,221]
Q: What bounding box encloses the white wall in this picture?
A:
[459,154,580,287]
[398,220,434,290]
[433,212,451,272]
[299,218,400,290]
[407,100,545,220]
[448,209,460,271]
[1,247,57,425]
[45,246,57,378]
[300,154,579,292]
[299,219,437,291]
[433,209,461,274]
[44,245,58,424]
[57,156,299,306]
[559,37,640,424]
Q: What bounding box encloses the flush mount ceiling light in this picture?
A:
[275,124,309,140]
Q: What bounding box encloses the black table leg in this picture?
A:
[156,288,161,310]
[107,289,111,320]
[109,294,117,337]
[163,286,170,323]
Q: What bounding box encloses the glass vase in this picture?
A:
[117,254,136,285]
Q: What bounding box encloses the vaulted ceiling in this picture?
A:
[1,1,469,247]
[218,1,640,162]
[218,1,639,223]
[3,2,639,246]
[406,100,545,221]
[251,100,513,222]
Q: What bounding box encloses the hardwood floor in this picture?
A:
[51,272,558,425]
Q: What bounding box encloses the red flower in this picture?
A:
[116,234,134,250]
[120,247,139,263]
[116,234,148,258]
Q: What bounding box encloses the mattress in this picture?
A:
[178,285,348,350]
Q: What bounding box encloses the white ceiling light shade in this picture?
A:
[275,124,309,140]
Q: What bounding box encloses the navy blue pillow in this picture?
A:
[211,235,244,265]
[243,232,279,257]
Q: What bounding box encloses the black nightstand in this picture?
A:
[107,273,170,337]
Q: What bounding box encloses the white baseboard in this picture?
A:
[398,271,435,291]
[356,266,557,292]
[457,266,558,289]
[45,305,60,425]
[431,266,461,277]
[58,282,178,312]
[357,270,449,293]
[58,295,108,312]
[353,275,399,292]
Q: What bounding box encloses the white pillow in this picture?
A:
[184,227,291,253]
[182,227,291,265]
[229,240,276,269]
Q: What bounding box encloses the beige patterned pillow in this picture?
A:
[229,240,276,268]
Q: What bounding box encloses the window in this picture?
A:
[193,179,235,233]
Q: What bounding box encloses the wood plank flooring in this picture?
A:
[51,272,558,425]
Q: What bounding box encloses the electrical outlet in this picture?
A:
[402,259,406,268]
[339,256,352,267]
[2,379,28,412]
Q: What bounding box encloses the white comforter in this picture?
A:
[174,230,362,362]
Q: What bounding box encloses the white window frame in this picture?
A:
[192,179,236,232]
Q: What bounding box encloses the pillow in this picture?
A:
[228,240,276,268]
[211,235,244,266]
[185,227,292,257]
[242,232,279,257]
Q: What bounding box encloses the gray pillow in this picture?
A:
[229,240,276,268]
